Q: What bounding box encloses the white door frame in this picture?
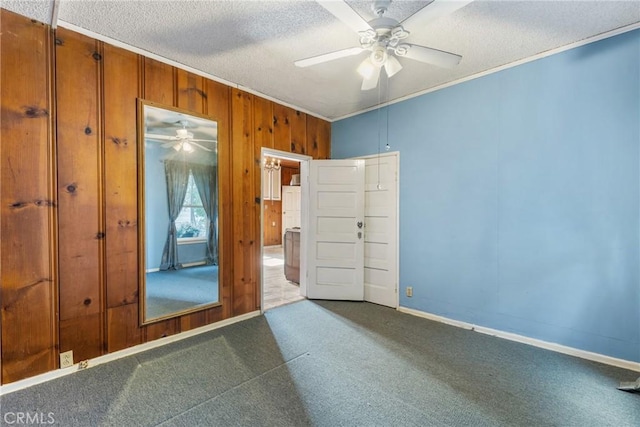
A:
[260,148,312,313]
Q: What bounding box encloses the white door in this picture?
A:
[306,159,365,300]
[362,153,398,308]
[282,185,301,234]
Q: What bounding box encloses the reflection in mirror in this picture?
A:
[138,100,220,324]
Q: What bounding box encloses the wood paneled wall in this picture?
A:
[0,9,331,385]
[263,201,283,247]
[281,166,301,189]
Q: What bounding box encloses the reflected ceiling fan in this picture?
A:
[146,120,215,153]
[295,0,473,90]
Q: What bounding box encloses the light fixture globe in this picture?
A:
[370,45,388,66]
[357,58,376,79]
[182,141,194,153]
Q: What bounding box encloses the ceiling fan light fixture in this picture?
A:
[361,64,381,90]
[370,45,388,66]
[305,0,469,91]
[390,26,409,41]
[357,58,377,79]
[384,54,402,78]
[182,141,194,153]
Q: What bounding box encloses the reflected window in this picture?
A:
[177,172,207,240]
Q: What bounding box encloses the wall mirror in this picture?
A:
[138,100,220,324]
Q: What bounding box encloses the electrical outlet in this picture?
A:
[78,360,89,370]
[406,286,413,297]
[60,350,74,368]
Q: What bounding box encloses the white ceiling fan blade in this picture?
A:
[401,0,475,29]
[316,0,372,33]
[190,142,213,152]
[145,137,169,143]
[402,44,461,68]
[146,133,176,141]
[384,55,403,78]
[189,138,217,143]
[161,141,178,148]
[295,47,364,67]
[361,64,381,91]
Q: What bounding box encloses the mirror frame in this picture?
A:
[137,99,222,325]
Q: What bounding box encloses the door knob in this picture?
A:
[357,221,363,229]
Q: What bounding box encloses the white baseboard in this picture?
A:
[146,262,208,273]
[182,261,207,268]
[0,310,261,396]
[398,306,640,373]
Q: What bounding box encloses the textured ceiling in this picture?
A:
[4,1,640,120]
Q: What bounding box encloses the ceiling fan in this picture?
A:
[146,120,215,153]
[295,0,473,90]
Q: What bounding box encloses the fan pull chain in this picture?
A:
[376,71,382,190]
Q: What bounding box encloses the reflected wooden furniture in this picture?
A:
[284,228,300,283]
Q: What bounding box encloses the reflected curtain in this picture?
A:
[159,160,190,270]
[191,163,218,265]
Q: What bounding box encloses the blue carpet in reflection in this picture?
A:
[145,265,219,319]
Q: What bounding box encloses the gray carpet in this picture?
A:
[1,300,638,426]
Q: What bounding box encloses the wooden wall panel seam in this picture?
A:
[48,18,61,370]
[223,84,234,319]
[172,67,178,107]
[97,39,107,355]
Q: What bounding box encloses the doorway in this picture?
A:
[260,150,399,312]
[261,149,311,312]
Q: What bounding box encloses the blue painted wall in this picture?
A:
[332,30,640,362]
[145,143,169,270]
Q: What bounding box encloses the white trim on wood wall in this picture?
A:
[55,21,332,123]
[56,20,640,123]
[398,306,640,373]
[0,310,261,396]
[334,22,640,121]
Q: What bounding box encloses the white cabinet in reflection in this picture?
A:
[263,168,281,201]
